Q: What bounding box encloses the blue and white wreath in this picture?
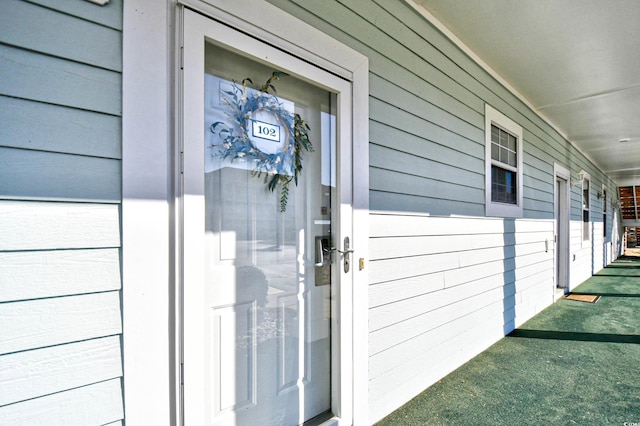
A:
[209,72,313,212]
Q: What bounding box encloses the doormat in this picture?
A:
[564,293,601,303]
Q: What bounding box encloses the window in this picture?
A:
[485,104,523,217]
[582,175,590,241]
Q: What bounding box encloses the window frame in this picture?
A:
[485,104,524,217]
[602,185,607,239]
[581,172,591,244]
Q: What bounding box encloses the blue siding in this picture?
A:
[0,44,121,115]
[267,0,618,421]
[0,0,122,71]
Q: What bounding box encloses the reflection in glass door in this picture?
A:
[202,42,336,425]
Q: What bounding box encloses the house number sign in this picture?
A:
[208,71,314,211]
[251,119,280,142]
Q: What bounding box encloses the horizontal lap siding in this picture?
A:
[267,0,616,422]
[0,202,123,423]
[0,96,121,158]
[0,337,122,407]
[0,0,123,424]
[0,202,120,251]
[0,0,121,71]
[0,291,122,355]
[25,0,123,30]
[369,300,506,409]
[0,44,121,115]
[0,147,121,202]
[272,0,615,422]
[0,379,123,426]
[368,214,554,421]
[0,248,121,302]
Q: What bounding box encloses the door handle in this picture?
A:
[340,236,353,273]
[333,247,354,255]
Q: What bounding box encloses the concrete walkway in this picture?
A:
[377,255,640,425]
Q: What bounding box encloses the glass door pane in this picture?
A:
[202,41,335,425]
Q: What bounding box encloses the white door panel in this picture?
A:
[182,9,351,426]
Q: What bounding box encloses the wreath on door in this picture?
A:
[209,72,313,212]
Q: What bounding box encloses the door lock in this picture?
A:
[315,236,354,273]
[314,236,331,267]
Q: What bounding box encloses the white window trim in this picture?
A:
[581,171,591,246]
[602,184,608,240]
[485,104,524,217]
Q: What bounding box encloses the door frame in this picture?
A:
[554,163,570,296]
[177,2,369,424]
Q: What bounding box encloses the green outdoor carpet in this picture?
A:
[376,256,640,425]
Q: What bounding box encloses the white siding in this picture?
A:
[0,379,124,426]
[0,292,122,355]
[0,337,122,406]
[0,248,121,302]
[0,202,120,251]
[267,0,619,422]
[0,0,616,423]
[368,213,554,420]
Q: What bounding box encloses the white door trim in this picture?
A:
[122,1,174,425]
[554,163,570,296]
[178,0,366,81]
[178,3,369,424]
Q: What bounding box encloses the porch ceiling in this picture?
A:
[412,0,640,185]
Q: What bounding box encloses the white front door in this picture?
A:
[181,8,354,426]
[554,164,570,293]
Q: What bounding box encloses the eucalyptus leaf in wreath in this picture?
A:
[209,71,313,212]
